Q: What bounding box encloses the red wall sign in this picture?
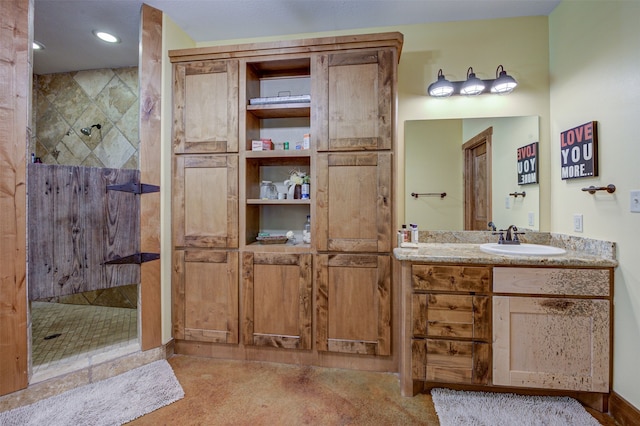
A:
[560,121,598,180]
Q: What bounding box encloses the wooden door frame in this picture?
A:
[462,127,492,230]
[0,1,162,396]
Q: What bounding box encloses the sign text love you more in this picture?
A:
[560,121,598,180]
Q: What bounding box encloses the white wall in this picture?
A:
[549,0,640,409]
[405,119,463,230]
[160,15,195,344]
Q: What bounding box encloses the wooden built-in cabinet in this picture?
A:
[400,261,613,408]
[171,33,402,369]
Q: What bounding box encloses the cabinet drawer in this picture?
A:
[493,267,610,297]
[412,294,490,340]
[412,339,490,385]
[412,265,490,292]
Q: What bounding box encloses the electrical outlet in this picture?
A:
[631,190,640,213]
[573,214,583,232]
[505,196,511,209]
[528,212,535,227]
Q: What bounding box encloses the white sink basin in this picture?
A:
[479,243,566,256]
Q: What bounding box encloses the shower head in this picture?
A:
[80,123,101,136]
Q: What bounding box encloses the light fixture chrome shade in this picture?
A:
[80,123,102,136]
[460,67,485,96]
[427,69,454,97]
[491,65,518,94]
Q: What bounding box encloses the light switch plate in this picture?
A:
[505,196,511,209]
[573,214,583,232]
[631,190,640,213]
[528,212,535,226]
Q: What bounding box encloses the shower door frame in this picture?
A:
[0,2,163,396]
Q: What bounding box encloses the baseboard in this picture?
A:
[610,391,640,426]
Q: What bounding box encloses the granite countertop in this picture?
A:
[393,232,618,268]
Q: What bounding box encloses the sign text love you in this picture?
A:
[560,121,598,180]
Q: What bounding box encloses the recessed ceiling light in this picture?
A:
[33,41,45,50]
[93,30,120,44]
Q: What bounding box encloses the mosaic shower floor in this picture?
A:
[30,302,139,383]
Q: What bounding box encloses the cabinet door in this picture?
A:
[317,254,391,356]
[316,152,391,252]
[242,252,312,349]
[493,296,610,392]
[172,250,239,344]
[174,154,238,248]
[173,60,239,153]
[412,339,490,385]
[314,49,395,151]
[412,294,490,341]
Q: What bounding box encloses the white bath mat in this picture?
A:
[0,360,184,426]
[431,387,600,426]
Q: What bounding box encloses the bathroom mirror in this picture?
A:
[405,116,540,231]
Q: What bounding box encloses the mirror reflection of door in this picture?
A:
[463,127,492,230]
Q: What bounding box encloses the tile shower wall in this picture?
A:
[31,67,139,308]
[32,67,139,169]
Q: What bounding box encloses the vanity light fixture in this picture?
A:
[93,30,120,44]
[427,65,518,97]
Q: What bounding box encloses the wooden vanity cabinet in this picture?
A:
[241,252,312,350]
[492,267,611,393]
[409,265,492,386]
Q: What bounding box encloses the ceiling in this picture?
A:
[33,0,561,75]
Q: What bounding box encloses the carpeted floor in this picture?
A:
[127,355,616,426]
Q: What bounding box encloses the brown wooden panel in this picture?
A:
[139,3,163,350]
[426,339,474,384]
[318,152,391,253]
[174,155,238,248]
[317,254,390,356]
[181,250,238,344]
[411,339,427,380]
[311,54,329,151]
[173,60,239,153]
[493,267,610,297]
[327,50,393,151]
[28,165,139,300]
[242,252,312,350]
[473,341,491,385]
[412,265,490,293]
[0,0,29,395]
